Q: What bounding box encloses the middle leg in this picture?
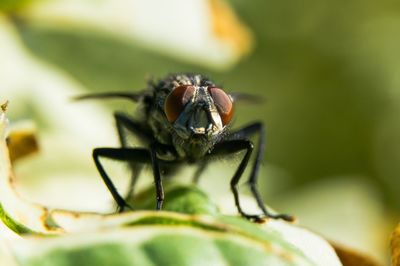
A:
[114,112,153,201]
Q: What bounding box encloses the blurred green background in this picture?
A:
[13,0,399,207]
[3,0,400,263]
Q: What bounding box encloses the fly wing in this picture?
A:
[228,92,264,104]
[72,91,148,102]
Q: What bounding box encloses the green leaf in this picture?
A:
[0,203,35,234]
[11,216,319,266]
[132,185,219,216]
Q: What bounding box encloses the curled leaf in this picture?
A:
[0,109,343,265]
[331,242,383,266]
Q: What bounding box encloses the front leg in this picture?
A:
[229,122,294,221]
[93,147,151,212]
[212,139,292,222]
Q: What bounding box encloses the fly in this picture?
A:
[75,73,293,222]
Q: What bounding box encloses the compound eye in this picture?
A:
[208,87,233,125]
[164,85,195,123]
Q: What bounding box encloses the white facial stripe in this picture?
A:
[190,86,197,103]
[211,111,223,131]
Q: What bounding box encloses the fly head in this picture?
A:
[162,76,234,159]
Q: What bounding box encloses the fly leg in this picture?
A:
[212,140,264,221]
[114,112,153,203]
[150,143,164,210]
[227,122,293,221]
[114,112,152,146]
[93,147,152,212]
[192,160,208,184]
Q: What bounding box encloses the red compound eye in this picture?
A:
[164,85,195,123]
[208,87,233,125]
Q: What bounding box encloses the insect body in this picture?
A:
[76,73,293,222]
